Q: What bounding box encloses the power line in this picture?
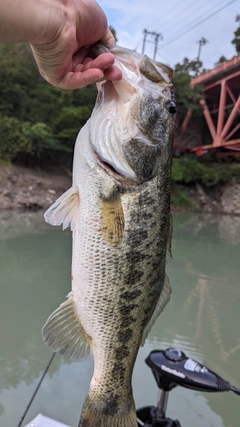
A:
[151,0,210,35]
[133,39,142,52]
[137,0,229,60]
[156,52,172,64]
[159,0,227,37]
[160,0,236,48]
[158,0,236,50]
[131,0,235,64]
[142,29,163,60]
[147,0,189,31]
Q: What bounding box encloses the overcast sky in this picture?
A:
[98,0,239,70]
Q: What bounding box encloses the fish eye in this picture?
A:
[166,101,177,115]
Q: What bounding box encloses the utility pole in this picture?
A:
[153,33,161,61]
[142,29,147,55]
[197,37,208,61]
[142,30,163,60]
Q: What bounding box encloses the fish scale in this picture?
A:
[42,43,176,427]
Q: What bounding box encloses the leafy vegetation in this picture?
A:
[0,116,33,162]
[172,157,240,187]
[172,57,205,148]
[232,14,240,53]
[171,185,193,209]
[171,157,240,209]
[0,42,97,164]
[172,58,204,115]
[215,55,227,66]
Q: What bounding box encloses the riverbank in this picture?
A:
[172,181,240,215]
[0,164,240,215]
[0,164,71,210]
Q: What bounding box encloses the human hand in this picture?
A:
[31,0,122,90]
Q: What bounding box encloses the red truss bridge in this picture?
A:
[175,54,240,157]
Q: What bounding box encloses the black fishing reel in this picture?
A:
[136,348,240,427]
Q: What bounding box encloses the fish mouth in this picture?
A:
[98,157,123,178]
[93,149,124,179]
[93,149,138,185]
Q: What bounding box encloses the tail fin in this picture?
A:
[79,393,138,427]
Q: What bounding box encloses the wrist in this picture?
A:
[30,0,67,44]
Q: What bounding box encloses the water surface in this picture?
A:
[0,211,240,427]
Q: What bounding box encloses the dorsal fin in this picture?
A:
[140,55,173,83]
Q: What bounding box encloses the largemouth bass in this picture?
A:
[43,43,176,427]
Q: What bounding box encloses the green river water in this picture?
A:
[0,211,240,427]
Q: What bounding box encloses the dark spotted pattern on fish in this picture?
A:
[123,138,159,181]
[41,44,175,427]
[78,172,171,425]
[138,95,169,144]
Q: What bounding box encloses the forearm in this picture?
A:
[0,0,65,43]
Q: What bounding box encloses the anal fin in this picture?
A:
[44,187,80,231]
[141,273,172,345]
[42,293,91,360]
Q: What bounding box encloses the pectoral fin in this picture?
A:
[141,274,172,345]
[42,293,91,361]
[44,187,80,230]
[100,193,124,246]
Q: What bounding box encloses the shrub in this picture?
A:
[0,116,33,162]
[171,187,193,209]
[172,157,240,186]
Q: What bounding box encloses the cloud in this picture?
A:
[98,0,239,69]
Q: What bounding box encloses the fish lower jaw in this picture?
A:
[93,149,138,184]
[98,156,123,179]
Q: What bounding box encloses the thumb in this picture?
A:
[102,27,116,45]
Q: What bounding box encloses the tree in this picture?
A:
[231,14,240,53]
[173,58,204,116]
[0,42,98,166]
[172,57,205,148]
[0,43,39,119]
[0,116,33,162]
[109,26,118,42]
[174,57,203,76]
[53,105,93,150]
[215,56,227,66]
